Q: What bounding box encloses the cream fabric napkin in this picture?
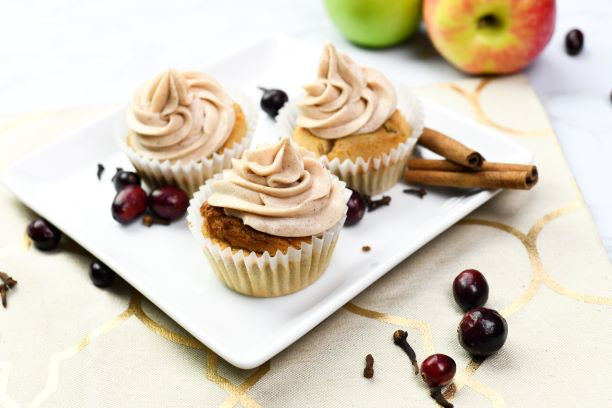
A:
[0,75,610,408]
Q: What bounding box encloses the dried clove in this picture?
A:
[363,195,391,212]
[97,163,105,180]
[403,187,427,199]
[0,287,6,308]
[363,354,374,379]
[0,271,18,309]
[430,387,453,408]
[393,329,419,374]
[0,273,17,288]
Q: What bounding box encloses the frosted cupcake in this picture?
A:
[187,137,350,297]
[119,69,256,195]
[277,43,423,195]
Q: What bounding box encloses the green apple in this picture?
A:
[324,0,422,48]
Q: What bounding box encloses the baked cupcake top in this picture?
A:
[296,43,397,139]
[127,69,236,162]
[207,138,346,237]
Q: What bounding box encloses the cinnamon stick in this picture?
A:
[418,128,484,169]
[404,169,537,190]
[408,159,538,180]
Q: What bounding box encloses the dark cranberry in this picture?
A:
[148,186,189,221]
[112,169,141,192]
[345,190,365,226]
[111,185,147,224]
[421,354,456,387]
[458,307,508,356]
[26,219,61,251]
[259,87,288,118]
[90,260,115,288]
[565,29,584,56]
[453,269,489,311]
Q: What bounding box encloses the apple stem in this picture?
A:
[477,14,499,29]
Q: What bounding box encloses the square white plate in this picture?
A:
[2,37,532,369]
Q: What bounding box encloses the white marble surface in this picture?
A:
[1,0,610,259]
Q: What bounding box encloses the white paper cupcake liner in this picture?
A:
[277,85,424,195]
[186,173,351,297]
[116,90,257,196]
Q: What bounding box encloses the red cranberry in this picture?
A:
[458,307,508,356]
[111,185,147,224]
[112,169,141,192]
[453,269,489,311]
[421,354,456,388]
[259,88,288,118]
[26,219,61,251]
[90,260,115,288]
[148,186,189,221]
[421,354,456,407]
[565,29,584,56]
[345,189,365,226]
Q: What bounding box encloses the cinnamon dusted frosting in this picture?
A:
[127,69,236,162]
[207,138,346,237]
[297,43,397,139]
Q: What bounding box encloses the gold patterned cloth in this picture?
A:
[1,75,611,407]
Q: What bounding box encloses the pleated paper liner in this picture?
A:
[116,90,257,196]
[277,85,424,196]
[186,173,351,297]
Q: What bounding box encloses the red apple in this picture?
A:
[423,0,556,74]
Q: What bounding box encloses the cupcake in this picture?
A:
[277,43,423,195]
[187,137,350,297]
[119,69,256,195]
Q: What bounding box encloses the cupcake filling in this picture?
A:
[127,69,237,162]
[297,43,397,139]
[206,138,346,237]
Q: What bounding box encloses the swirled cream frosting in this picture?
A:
[207,138,346,237]
[127,69,236,162]
[297,43,397,139]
